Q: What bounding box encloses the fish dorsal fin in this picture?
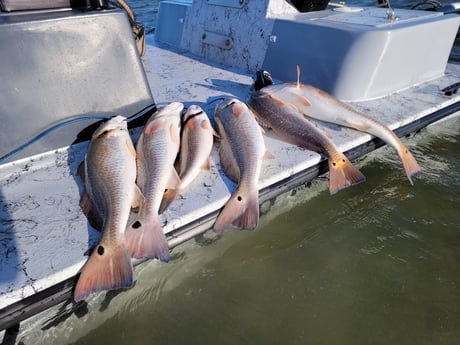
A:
[296,65,301,89]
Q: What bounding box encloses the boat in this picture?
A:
[1,0,460,342]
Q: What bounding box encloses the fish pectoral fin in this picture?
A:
[268,94,287,107]
[144,118,163,135]
[131,184,144,212]
[79,190,103,231]
[201,157,212,171]
[295,93,312,108]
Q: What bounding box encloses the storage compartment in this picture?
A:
[262,7,460,100]
[155,0,191,48]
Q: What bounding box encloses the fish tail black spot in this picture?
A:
[132,221,142,229]
[97,245,105,255]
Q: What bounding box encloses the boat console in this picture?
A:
[156,0,460,100]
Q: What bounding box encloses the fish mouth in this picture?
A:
[92,115,128,139]
[182,106,205,125]
[216,97,240,112]
[252,70,274,91]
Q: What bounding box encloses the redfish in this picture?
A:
[75,115,142,302]
[247,75,365,194]
[213,98,266,232]
[125,102,183,261]
[177,105,217,192]
[255,69,421,184]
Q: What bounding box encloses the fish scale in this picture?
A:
[125,102,183,261]
[213,98,266,232]
[74,115,140,302]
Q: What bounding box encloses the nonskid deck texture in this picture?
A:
[1,40,460,330]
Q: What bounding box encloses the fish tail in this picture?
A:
[74,242,133,302]
[398,146,421,185]
[125,215,170,262]
[328,154,366,194]
[213,187,259,232]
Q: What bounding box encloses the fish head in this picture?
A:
[215,97,243,114]
[252,70,274,91]
[92,115,128,139]
[155,102,184,117]
[182,105,205,127]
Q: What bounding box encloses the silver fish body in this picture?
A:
[263,80,421,184]
[247,86,365,194]
[177,105,215,192]
[75,115,140,302]
[213,98,266,231]
[125,102,183,261]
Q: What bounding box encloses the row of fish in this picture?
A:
[74,69,421,302]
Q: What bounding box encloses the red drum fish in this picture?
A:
[75,115,142,302]
[254,68,421,184]
[177,105,217,192]
[213,98,266,232]
[247,73,365,195]
[125,102,183,261]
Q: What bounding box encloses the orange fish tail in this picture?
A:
[213,188,259,232]
[125,215,170,262]
[328,154,366,194]
[74,242,133,302]
[399,147,421,185]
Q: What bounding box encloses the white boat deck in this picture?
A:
[1,38,460,330]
